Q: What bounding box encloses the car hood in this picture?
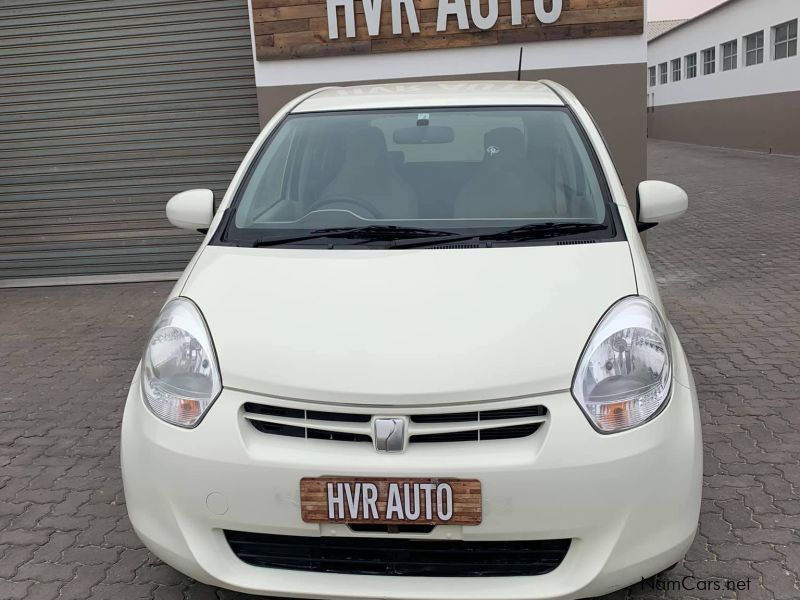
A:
[182,243,637,407]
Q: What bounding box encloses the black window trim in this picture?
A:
[210,104,626,249]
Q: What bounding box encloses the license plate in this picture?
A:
[300,477,482,525]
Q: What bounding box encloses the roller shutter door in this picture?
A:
[0,0,261,281]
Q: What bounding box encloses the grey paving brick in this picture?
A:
[0,580,32,600]
[35,514,92,531]
[61,544,122,566]
[684,559,760,582]
[13,488,68,504]
[736,528,798,546]
[717,498,758,530]
[772,500,800,515]
[31,532,77,563]
[90,581,157,599]
[24,581,63,600]
[74,516,119,546]
[9,502,53,529]
[15,559,76,583]
[49,490,92,516]
[739,486,780,515]
[699,511,738,544]
[0,545,38,579]
[756,475,795,501]
[186,584,228,599]
[710,543,782,562]
[104,548,151,584]
[153,585,187,600]
[752,562,800,600]
[0,528,53,546]
[58,564,108,600]
[103,522,146,550]
[775,545,800,581]
[134,561,190,586]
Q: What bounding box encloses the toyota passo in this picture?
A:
[121,81,702,600]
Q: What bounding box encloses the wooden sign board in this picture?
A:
[300,477,482,525]
[252,0,644,61]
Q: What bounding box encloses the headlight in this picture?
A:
[572,296,671,433]
[141,298,221,428]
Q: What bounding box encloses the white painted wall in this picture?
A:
[648,0,799,106]
[248,0,647,87]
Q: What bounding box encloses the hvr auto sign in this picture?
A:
[327,0,562,39]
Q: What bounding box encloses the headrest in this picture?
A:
[484,127,525,160]
[346,126,388,165]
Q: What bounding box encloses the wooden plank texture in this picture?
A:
[253,0,643,60]
[300,477,482,525]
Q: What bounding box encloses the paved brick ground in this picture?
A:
[0,139,798,599]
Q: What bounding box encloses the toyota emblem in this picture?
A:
[373,418,406,453]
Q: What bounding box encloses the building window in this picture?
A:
[773,19,798,60]
[649,66,656,87]
[744,31,765,66]
[658,62,668,84]
[722,40,738,71]
[671,58,682,81]
[685,53,697,78]
[703,47,716,74]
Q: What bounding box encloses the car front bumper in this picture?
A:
[121,364,702,600]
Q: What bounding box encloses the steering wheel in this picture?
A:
[307,196,384,219]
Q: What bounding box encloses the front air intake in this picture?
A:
[225,531,571,577]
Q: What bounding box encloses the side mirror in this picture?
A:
[636,181,688,232]
[166,189,214,232]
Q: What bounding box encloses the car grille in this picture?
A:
[225,531,570,577]
[243,402,547,444]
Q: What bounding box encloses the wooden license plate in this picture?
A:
[300,477,482,526]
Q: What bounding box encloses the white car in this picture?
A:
[121,81,702,600]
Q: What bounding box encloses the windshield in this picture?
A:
[220,107,615,248]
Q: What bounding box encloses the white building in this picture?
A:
[647,0,799,155]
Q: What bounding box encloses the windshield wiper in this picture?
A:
[248,223,608,248]
[480,222,609,241]
[391,222,608,249]
[249,225,462,248]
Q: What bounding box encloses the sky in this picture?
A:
[649,0,727,21]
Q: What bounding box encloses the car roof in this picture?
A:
[291,81,565,113]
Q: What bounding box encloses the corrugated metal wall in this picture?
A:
[0,0,261,281]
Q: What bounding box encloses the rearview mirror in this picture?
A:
[393,126,454,145]
[636,181,688,232]
[166,189,214,232]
